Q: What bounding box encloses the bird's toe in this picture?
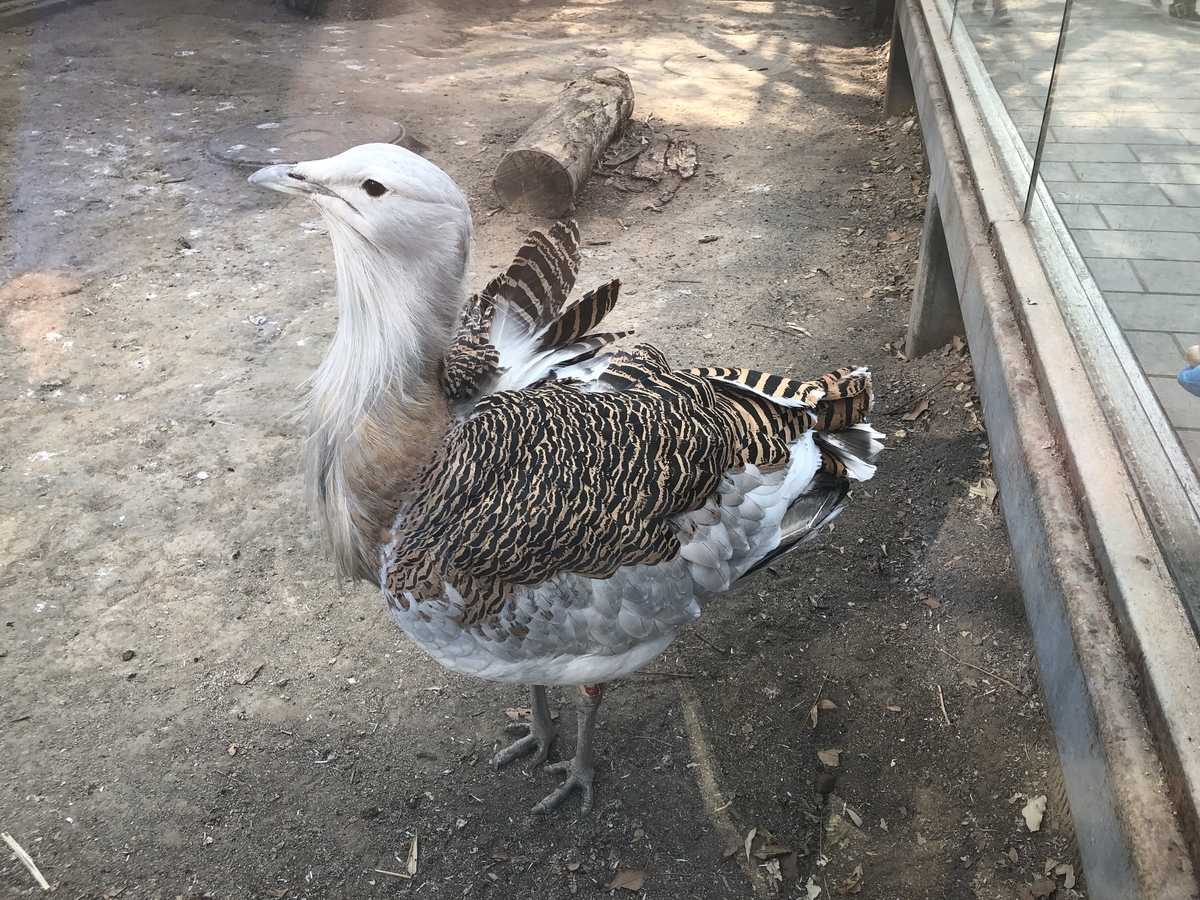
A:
[531,758,594,815]
[493,729,554,770]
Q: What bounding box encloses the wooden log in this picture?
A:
[493,67,635,217]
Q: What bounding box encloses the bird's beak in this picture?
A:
[248,164,338,199]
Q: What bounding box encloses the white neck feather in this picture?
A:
[307,217,467,435]
[303,214,468,581]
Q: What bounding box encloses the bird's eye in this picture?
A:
[362,179,387,197]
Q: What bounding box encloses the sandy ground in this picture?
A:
[0,0,1083,897]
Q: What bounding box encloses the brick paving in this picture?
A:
[949,0,1200,467]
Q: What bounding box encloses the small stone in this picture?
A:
[121,650,135,662]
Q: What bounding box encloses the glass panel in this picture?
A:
[950,0,1066,156]
[1040,0,1200,475]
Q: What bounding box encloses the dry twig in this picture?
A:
[938,647,1025,694]
[2,832,50,890]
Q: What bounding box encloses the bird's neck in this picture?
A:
[304,246,460,583]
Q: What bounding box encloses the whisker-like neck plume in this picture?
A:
[304,212,467,582]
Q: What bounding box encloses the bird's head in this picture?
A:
[249,142,472,266]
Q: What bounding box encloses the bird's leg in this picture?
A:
[493,684,556,769]
[533,683,605,816]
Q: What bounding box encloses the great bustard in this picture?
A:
[250,143,882,814]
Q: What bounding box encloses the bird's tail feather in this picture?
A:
[739,473,849,580]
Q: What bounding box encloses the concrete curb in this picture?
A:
[894,0,1200,894]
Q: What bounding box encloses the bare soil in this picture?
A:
[0,0,1081,898]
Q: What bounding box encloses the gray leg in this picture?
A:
[533,684,604,815]
[493,684,555,769]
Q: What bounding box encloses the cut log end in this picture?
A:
[493,67,635,217]
[494,150,576,217]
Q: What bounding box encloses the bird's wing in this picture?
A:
[383,346,878,681]
[442,220,629,410]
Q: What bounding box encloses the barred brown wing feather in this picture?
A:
[384,346,810,627]
[443,221,627,404]
[538,279,621,351]
[480,219,581,331]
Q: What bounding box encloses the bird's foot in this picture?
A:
[493,685,556,770]
[532,757,594,816]
[492,724,554,769]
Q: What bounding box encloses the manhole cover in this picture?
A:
[207,113,404,167]
[663,50,790,79]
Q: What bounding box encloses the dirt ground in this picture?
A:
[0,0,1083,897]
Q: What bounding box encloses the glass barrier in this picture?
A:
[937,0,1200,623]
[946,0,1066,159]
[1040,0,1200,471]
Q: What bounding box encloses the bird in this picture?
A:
[249,142,883,815]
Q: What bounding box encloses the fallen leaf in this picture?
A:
[884,231,902,242]
[805,876,823,899]
[407,834,418,876]
[815,772,837,794]
[1057,863,1076,889]
[266,891,288,898]
[810,698,838,729]
[922,598,941,609]
[1009,846,1019,863]
[844,805,863,828]
[817,749,842,767]
[752,844,795,861]
[607,868,647,891]
[1030,875,1056,898]
[968,477,998,504]
[901,399,930,421]
[887,705,902,712]
[1022,794,1047,832]
[835,864,864,895]
[491,849,509,862]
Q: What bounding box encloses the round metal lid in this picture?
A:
[207,113,405,167]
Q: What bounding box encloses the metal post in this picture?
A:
[1024,0,1075,220]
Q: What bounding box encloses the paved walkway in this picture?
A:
[947,0,1200,469]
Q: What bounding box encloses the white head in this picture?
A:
[250,142,473,412]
